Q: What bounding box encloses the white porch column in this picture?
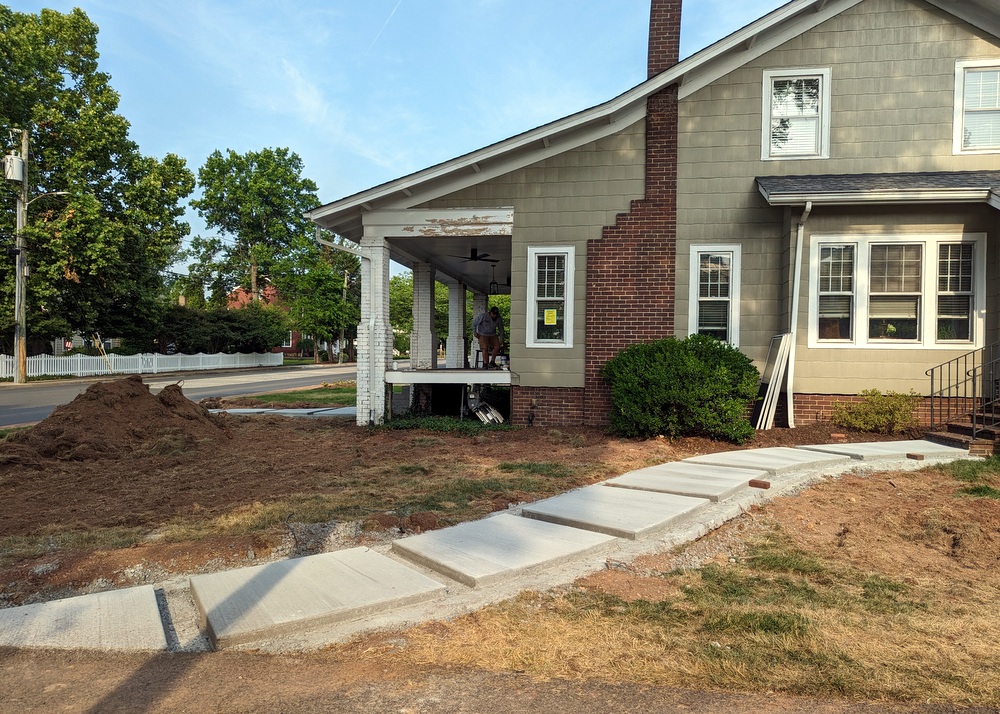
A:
[470,292,489,367]
[411,262,437,370]
[357,232,392,425]
[446,283,467,368]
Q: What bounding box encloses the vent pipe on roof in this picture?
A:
[648,0,682,78]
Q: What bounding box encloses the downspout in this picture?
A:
[786,200,813,429]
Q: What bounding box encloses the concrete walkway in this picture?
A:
[0,433,968,653]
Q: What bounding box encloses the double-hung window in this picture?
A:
[817,245,854,340]
[955,60,1000,153]
[762,68,831,160]
[938,244,974,341]
[689,245,741,346]
[809,235,984,349]
[526,246,574,348]
[868,244,922,341]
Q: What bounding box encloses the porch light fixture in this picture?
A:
[489,264,499,295]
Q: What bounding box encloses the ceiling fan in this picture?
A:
[447,248,499,263]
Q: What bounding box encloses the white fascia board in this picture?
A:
[925,0,1000,41]
[758,187,994,205]
[361,208,514,239]
[988,190,1000,211]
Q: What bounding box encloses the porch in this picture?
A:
[386,367,513,421]
[307,207,515,425]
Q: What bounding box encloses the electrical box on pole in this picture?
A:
[3,154,24,182]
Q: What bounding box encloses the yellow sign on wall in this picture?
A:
[544,309,558,326]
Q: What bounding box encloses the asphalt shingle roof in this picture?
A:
[756,171,1000,198]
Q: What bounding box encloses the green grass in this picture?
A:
[0,527,148,565]
[247,385,356,406]
[383,415,514,435]
[0,426,27,440]
[936,457,1000,500]
[399,476,542,516]
[497,461,573,478]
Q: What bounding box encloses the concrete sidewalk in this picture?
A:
[0,436,969,653]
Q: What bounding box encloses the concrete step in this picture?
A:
[605,462,765,502]
[520,485,710,540]
[795,439,970,461]
[189,548,446,648]
[684,446,851,474]
[926,430,993,456]
[0,586,168,652]
[391,513,617,588]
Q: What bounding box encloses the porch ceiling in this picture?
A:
[387,234,512,295]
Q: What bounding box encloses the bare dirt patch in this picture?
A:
[0,377,893,607]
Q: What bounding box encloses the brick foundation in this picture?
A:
[511,386,586,427]
[776,393,944,428]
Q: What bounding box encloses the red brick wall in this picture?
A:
[511,386,585,427]
[648,0,682,78]
[583,86,679,427]
[776,393,945,428]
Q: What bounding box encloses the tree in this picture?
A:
[0,6,195,350]
[191,147,318,300]
[273,232,359,363]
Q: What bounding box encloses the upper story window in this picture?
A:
[955,60,1000,153]
[526,246,574,348]
[762,68,831,160]
[688,244,741,347]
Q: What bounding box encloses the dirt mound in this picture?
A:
[2,375,228,463]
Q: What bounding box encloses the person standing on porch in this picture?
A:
[473,306,504,369]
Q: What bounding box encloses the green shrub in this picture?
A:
[831,389,920,434]
[601,334,760,443]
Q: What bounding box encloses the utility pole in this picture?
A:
[13,129,28,384]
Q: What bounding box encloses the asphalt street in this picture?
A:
[0,363,357,428]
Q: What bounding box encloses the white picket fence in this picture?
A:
[0,351,284,380]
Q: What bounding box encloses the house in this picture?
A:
[307,0,1000,429]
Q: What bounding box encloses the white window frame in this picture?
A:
[761,68,832,161]
[688,244,741,347]
[953,59,1000,154]
[807,233,986,349]
[283,331,294,348]
[526,245,574,348]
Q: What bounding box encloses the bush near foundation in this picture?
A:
[832,389,920,434]
[601,335,760,443]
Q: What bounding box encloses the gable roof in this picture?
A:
[307,0,1000,241]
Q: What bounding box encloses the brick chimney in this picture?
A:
[648,0,682,78]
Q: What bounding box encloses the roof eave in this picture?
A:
[758,186,996,206]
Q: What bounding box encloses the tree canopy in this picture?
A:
[0,6,195,350]
[190,147,318,301]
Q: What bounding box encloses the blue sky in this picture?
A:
[9,0,787,255]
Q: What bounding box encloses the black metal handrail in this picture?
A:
[926,342,1000,439]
